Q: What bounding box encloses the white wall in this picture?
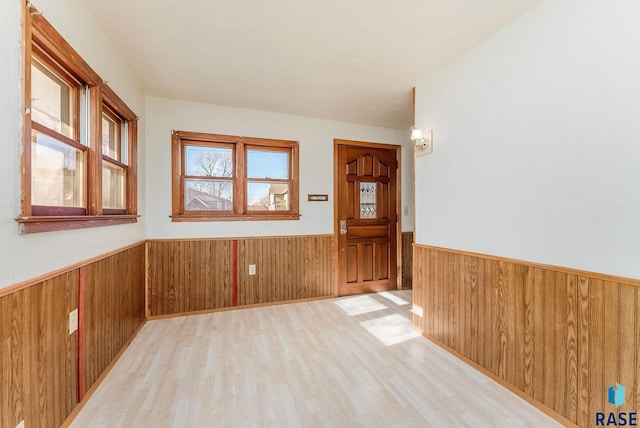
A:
[146,96,413,238]
[0,0,146,290]
[414,0,640,279]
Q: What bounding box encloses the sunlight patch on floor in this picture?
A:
[377,291,409,306]
[360,313,420,346]
[334,295,388,316]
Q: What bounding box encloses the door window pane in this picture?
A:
[360,182,377,219]
[31,130,84,207]
[31,59,74,138]
[247,150,288,179]
[102,161,125,209]
[185,146,233,177]
[184,179,233,211]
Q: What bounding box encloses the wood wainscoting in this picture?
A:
[147,235,335,317]
[81,244,146,395]
[412,244,640,428]
[0,243,146,428]
[401,232,413,289]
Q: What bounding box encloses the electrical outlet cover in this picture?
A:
[69,309,78,335]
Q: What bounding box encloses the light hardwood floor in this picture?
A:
[70,291,562,427]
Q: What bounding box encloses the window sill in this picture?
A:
[170,214,301,222]
[16,215,139,234]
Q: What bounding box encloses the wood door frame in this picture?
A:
[333,139,402,296]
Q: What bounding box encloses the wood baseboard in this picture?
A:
[147,295,337,321]
[412,244,640,427]
[61,320,147,428]
[415,329,578,428]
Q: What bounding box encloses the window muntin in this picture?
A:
[172,132,299,221]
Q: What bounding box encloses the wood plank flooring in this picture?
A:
[70,291,562,427]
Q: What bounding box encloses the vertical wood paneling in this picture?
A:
[465,255,479,362]
[148,236,333,316]
[1,289,26,428]
[402,232,413,288]
[602,281,619,413]
[565,274,578,422]
[576,276,590,427]
[475,256,486,369]
[83,245,145,393]
[413,244,640,428]
[411,245,425,330]
[0,272,78,428]
[147,240,233,316]
[25,273,79,427]
[618,282,636,416]
[485,260,506,378]
[238,235,334,306]
[530,267,546,404]
[542,269,557,408]
[588,279,605,421]
[513,266,534,395]
[1,243,146,428]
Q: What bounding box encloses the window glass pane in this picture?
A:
[102,113,121,161]
[247,150,288,179]
[185,146,233,177]
[247,182,289,211]
[31,59,74,138]
[102,161,125,209]
[360,182,377,219]
[31,130,84,207]
[185,179,233,211]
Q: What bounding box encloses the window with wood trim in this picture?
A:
[172,131,300,221]
[18,5,138,233]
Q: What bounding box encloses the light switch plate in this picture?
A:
[69,309,78,335]
[403,207,409,216]
[249,264,256,275]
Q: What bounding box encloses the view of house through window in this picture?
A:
[172,131,299,221]
[184,144,233,211]
[247,149,290,211]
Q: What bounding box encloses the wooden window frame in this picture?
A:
[17,4,138,233]
[171,131,300,222]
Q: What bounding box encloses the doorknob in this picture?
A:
[340,220,347,235]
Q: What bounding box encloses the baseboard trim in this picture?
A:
[415,328,579,428]
[60,319,147,428]
[147,295,337,321]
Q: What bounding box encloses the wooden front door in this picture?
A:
[336,141,398,296]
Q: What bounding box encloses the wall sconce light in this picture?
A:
[410,126,433,156]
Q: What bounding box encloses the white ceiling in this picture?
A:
[82,0,539,129]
